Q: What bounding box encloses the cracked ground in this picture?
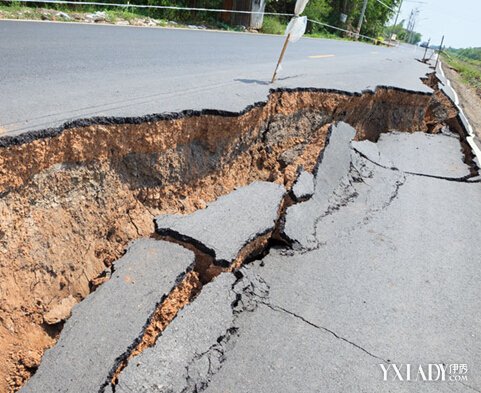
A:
[1,18,480,393]
[19,121,481,393]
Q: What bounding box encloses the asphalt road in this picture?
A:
[5,19,481,393]
[0,20,431,135]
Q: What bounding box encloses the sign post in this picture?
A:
[422,38,431,62]
[271,0,309,83]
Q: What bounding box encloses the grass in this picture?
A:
[442,51,481,92]
[306,30,347,41]
[0,3,199,27]
[105,9,146,23]
[0,4,41,18]
[260,16,284,35]
[0,2,242,30]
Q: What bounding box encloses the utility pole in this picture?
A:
[356,0,369,40]
[406,8,419,44]
[405,9,413,43]
[388,0,403,46]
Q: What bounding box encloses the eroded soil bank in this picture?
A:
[0,86,469,392]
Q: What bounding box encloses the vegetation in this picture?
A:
[385,20,421,44]
[449,47,481,62]
[267,0,399,39]
[0,0,414,44]
[260,15,285,35]
[443,48,481,92]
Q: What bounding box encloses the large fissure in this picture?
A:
[0,83,477,392]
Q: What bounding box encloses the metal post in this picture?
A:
[388,0,403,46]
[422,38,430,61]
[433,35,444,70]
[271,33,291,83]
[406,9,414,44]
[355,0,369,40]
[409,19,416,45]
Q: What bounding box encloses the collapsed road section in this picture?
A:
[0,80,479,392]
[17,121,481,393]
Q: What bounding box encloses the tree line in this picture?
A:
[16,0,422,42]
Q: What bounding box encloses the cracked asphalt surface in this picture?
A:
[5,19,481,393]
[198,125,481,393]
[155,181,285,267]
[21,123,481,393]
[21,239,195,393]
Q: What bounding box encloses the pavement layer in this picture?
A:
[283,122,356,249]
[108,125,481,393]
[205,176,481,393]
[202,132,481,393]
[20,239,195,393]
[155,181,285,266]
[114,268,268,393]
[376,131,471,179]
[0,21,432,135]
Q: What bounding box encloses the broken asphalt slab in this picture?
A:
[283,122,355,249]
[114,268,268,393]
[113,273,238,393]
[20,239,195,393]
[352,131,472,179]
[376,131,472,179]
[203,155,481,393]
[155,181,285,266]
[288,126,474,254]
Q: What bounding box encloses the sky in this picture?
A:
[393,0,481,48]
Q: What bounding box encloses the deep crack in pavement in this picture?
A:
[18,117,481,393]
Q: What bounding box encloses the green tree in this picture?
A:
[324,0,400,38]
[384,19,422,44]
[304,0,332,33]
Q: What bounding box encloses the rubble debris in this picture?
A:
[42,296,77,325]
[291,170,315,201]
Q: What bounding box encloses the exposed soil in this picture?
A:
[443,64,481,139]
[0,86,466,392]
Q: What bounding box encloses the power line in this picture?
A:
[374,0,396,12]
